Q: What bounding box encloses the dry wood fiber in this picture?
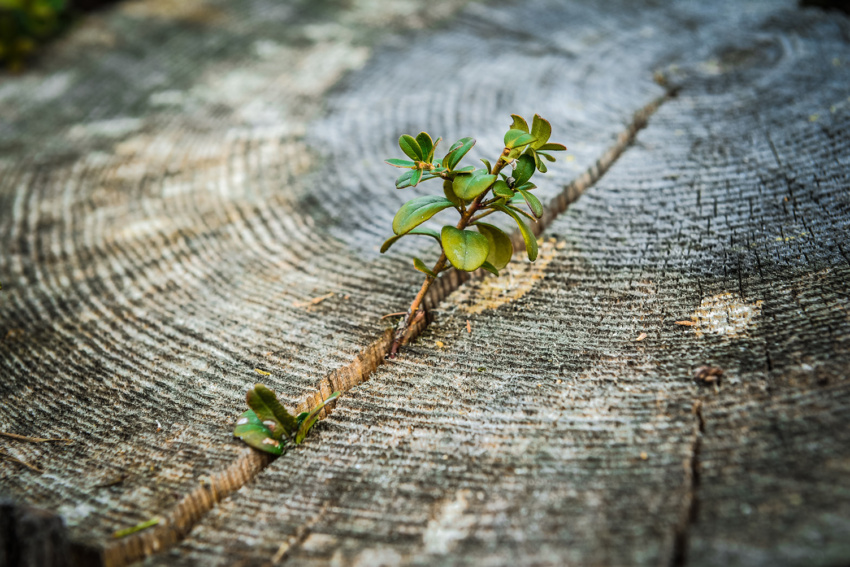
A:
[1,0,479,563]
[0,0,698,559]
[95,0,689,560]
[147,1,850,566]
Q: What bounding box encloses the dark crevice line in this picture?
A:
[97,89,675,567]
[670,399,704,567]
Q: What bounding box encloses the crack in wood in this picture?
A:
[95,90,675,567]
[670,400,705,567]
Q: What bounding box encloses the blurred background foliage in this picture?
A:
[0,0,116,71]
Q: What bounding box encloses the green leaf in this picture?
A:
[510,114,529,133]
[508,204,538,222]
[480,158,492,173]
[246,384,297,438]
[429,137,442,162]
[540,152,556,162]
[113,517,161,539]
[386,158,416,168]
[396,170,416,189]
[393,195,455,235]
[492,179,514,198]
[441,226,490,271]
[515,182,536,192]
[475,222,513,270]
[530,114,552,148]
[416,132,433,163]
[481,261,500,276]
[494,204,538,261]
[453,170,496,200]
[443,137,475,170]
[513,154,536,185]
[453,165,475,174]
[399,135,423,161]
[532,151,548,173]
[504,129,536,149]
[233,410,285,456]
[413,257,437,277]
[518,188,543,218]
[443,179,463,208]
[538,142,566,152]
[295,391,341,444]
[409,168,423,187]
[380,227,441,253]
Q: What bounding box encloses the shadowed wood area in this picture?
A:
[1,0,849,565]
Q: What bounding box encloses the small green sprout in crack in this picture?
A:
[233,384,340,455]
[113,517,160,539]
[383,114,566,357]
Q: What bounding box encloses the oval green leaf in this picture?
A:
[413,257,437,277]
[295,391,341,444]
[415,132,433,162]
[519,188,543,218]
[233,410,285,456]
[399,135,423,161]
[393,196,454,235]
[481,261,500,276]
[494,204,538,261]
[476,222,514,270]
[441,226,490,271]
[492,179,514,198]
[246,384,296,438]
[539,142,566,152]
[443,137,475,170]
[453,170,496,200]
[504,129,536,149]
[530,114,552,147]
[396,170,415,189]
[386,158,416,168]
[510,114,529,133]
[443,179,463,208]
[513,154,536,185]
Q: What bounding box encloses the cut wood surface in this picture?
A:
[1,0,849,565]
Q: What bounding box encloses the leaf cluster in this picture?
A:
[233,384,340,455]
[0,0,67,71]
[382,114,565,277]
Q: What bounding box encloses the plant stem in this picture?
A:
[388,155,510,357]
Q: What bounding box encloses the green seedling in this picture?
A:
[233,384,340,455]
[383,114,566,356]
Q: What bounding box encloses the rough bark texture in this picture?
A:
[1,0,849,565]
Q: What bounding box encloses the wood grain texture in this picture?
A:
[0,0,478,563]
[2,0,848,565]
[146,1,850,566]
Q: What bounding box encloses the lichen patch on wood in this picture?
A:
[687,293,765,339]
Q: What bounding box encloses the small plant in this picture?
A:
[233,384,340,455]
[382,114,565,356]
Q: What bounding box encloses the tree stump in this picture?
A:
[1,0,848,565]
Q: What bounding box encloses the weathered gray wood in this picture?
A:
[144,1,850,566]
[2,0,848,565]
[1,0,479,564]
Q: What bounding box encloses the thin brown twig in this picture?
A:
[0,431,72,444]
[0,449,44,473]
[380,312,407,320]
